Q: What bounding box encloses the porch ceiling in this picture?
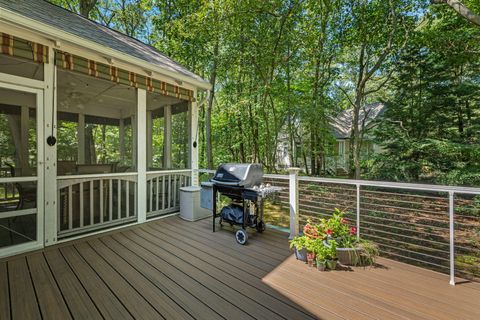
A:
[57,70,184,120]
[1,216,479,320]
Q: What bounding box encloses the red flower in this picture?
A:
[341,218,348,224]
[327,229,333,235]
[350,227,357,235]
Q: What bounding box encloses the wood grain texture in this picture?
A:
[1,216,479,320]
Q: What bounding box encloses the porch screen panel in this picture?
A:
[55,50,195,101]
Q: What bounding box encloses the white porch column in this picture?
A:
[136,89,147,223]
[77,113,85,164]
[288,167,300,239]
[146,111,152,168]
[119,118,125,164]
[131,115,137,166]
[189,91,199,186]
[20,106,30,176]
[164,104,172,169]
[44,46,57,245]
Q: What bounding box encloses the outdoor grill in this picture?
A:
[210,163,282,244]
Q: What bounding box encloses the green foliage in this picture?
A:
[289,234,308,250]
[48,0,480,186]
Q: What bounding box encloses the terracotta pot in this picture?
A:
[307,258,315,267]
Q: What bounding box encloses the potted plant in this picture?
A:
[313,242,328,271]
[289,235,308,262]
[306,251,316,267]
[320,209,379,266]
[324,240,338,270]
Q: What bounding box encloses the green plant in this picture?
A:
[357,240,379,266]
[289,235,308,251]
[325,240,337,260]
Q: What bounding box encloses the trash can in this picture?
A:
[180,186,211,221]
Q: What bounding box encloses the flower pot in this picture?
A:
[294,248,307,262]
[323,240,361,266]
[336,247,361,266]
[326,259,337,270]
[316,261,326,271]
[307,258,315,267]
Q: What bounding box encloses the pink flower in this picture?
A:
[327,229,333,235]
[350,227,357,235]
[341,218,348,224]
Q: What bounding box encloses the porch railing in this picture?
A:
[146,169,191,218]
[57,173,138,238]
[198,168,480,285]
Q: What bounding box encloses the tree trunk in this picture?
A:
[431,0,480,26]
[79,0,97,18]
[206,41,218,169]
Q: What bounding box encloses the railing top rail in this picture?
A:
[57,172,138,180]
[147,169,192,175]
[197,168,480,195]
[297,176,480,195]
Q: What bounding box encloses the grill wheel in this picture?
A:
[235,229,248,245]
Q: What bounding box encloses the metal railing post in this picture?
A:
[356,184,360,241]
[287,167,300,239]
[449,191,455,286]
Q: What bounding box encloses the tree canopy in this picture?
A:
[49,0,480,186]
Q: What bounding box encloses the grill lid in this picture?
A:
[211,163,263,187]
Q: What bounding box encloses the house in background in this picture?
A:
[0,0,209,258]
[327,102,386,174]
[276,102,386,175]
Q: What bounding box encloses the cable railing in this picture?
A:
[197,168,480,284]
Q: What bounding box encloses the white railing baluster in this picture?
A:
[134,181,137,216]
[173,175,177,207]
[162,176,165,210]
[287,168,300,239]
[126,181,129,217]
[100,179,104,224]
[167,175,171,209]
[156,177,159,212]
[149,178,153,213]
[449,191,455,286]
[117,179,121,219]
[79,182,84,228]
[90,180,94,225]
[109,179,113,222]
[68,185,73,230]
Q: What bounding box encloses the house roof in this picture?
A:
[329,102,386,139]
[0,0,209,88]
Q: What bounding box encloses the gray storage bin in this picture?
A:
[200,181,213,210]
[180,186,211,221]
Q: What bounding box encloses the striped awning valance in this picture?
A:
[55,50,195,101]
[0,32,49,63]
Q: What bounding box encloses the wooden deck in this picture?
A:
[1,216,479,320]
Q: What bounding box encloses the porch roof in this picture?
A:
[1,216,479,320]
[0,0,210,89]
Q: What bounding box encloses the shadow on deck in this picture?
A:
[1,216,479,320]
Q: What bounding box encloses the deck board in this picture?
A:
[60,246,133,319]
[8,257,42,320]
[0,262,10,320]
[26,253,72,319]
[43,249,103,320]
[2,215,480,320]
